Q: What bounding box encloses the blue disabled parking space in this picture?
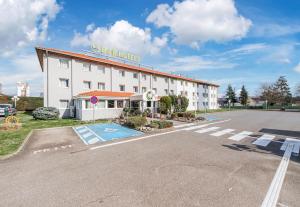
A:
[203,115,222,121]
[73,123,143,145]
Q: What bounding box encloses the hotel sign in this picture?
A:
[90,44,141,63]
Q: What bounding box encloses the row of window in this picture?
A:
[59,59,217,89]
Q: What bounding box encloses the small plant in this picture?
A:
[150,120,173,129]
[124,116,147,129]
[32,107,59,120]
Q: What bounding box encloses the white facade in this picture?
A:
[36,47,219,120]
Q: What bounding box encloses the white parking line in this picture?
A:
[211,129,235,137]
[261,143,294,207]
[280,138,300,155]
[195,127,220,134]
[228,131,253,141]
[253,134,275,147]
[183,119,231,131]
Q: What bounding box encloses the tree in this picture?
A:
[179,96,189,112]
[169,95,177,112]
[240,85,248,106]
[160,96,172,114]
[296,84,300,97]
[225,85,236,106]
[274,76,292,105]
[259,83,277,105]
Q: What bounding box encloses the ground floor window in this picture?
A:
[117,100,124,108]
[60,100,69,108]
[147,101,151,107]
[108,100,115,108]
[96,100,106,108]
[85,100,91,109]
[131,101,139,109]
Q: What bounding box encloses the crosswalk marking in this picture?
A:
[183,124,209,131]
[228,131,253,141]
[253,134,275,147]
[211,129,235,137]
[195,127,220,134]
[174,123,195,128]
[280,138,300,154]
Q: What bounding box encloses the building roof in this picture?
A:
[35,47,219,87]
[77,90,134,98]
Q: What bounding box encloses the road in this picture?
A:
[0,110,299,207]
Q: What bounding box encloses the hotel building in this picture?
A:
[36,47,219,120]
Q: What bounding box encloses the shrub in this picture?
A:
[32,107,60,120]
[160,96,172,114]
[171,113,178,119]
[149,122,159,129]
[130,108,142,116]
[125,116,147,129]
[16,97,43,111]
[142,108,151,117]
[151,120,173,129]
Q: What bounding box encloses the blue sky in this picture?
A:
[0,0,300,97]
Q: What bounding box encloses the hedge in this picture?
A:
[16,97,43,111]
[151,120,173,129]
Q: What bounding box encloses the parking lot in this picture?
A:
[0,110,299,207]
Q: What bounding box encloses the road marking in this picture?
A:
[183,119,231,131]
[33,145,72,154]
[280,138,300,155]
[253,134,275,147]
[174,123,195,128]
[88,137,100,144]
[195,127,220,134]
[228,131,253,141]
[90,119,231,151]
[211,129,235,137]
[78,128,88,133]
[261,143,294,207]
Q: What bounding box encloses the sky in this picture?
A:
[0,0,300,97]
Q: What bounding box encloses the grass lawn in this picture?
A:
[0,112,109,156]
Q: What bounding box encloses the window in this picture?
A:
[181,81,183,86]
[164,89,168,95]
[83,81,91,89]
[170,90,174,95]
[59,100,69,108]
[59,78,69,88]
[171,79,174,84]
[197,92,199,97]
[152,88,157,94]
[119,70,125,77]
[165,78,168,83]
[193,83,195,87]
[142,74,147,80]
[98,82,105,90]
[142,87,147,93]
[133,86,138,93]
[85,100,91,109]
[133,73,138,79]
[107,100,115,108]
[193,92,195,97]
[153,76,157,81]
[117,100,124,108]
[59,59,69,69]
[147,101,151,107]
[185,81,188,86]
[96,100,105,108]
[83,63,91,72]
[185,91,188,96]
[119,85,125,91]
[97,65,105,74]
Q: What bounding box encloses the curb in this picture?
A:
[0,130,34,161]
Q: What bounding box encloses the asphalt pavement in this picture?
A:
[0,110,299,207]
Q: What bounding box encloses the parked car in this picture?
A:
[0,104,17,116]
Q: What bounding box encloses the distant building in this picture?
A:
[0,83,2,94]
[17,82,30,97]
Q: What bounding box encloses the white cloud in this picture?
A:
[0,0,61,56]
[71,20,168,55]
[146,0,252,48]
[0,54,42,96]
[225,43,268,55]
[294,62,300,73]
[159,55,237,72]
[252,23,300,37]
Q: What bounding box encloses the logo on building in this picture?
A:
[90,44,141,63]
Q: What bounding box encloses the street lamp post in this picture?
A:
[265,100,268,110]
[228,99,231,111]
